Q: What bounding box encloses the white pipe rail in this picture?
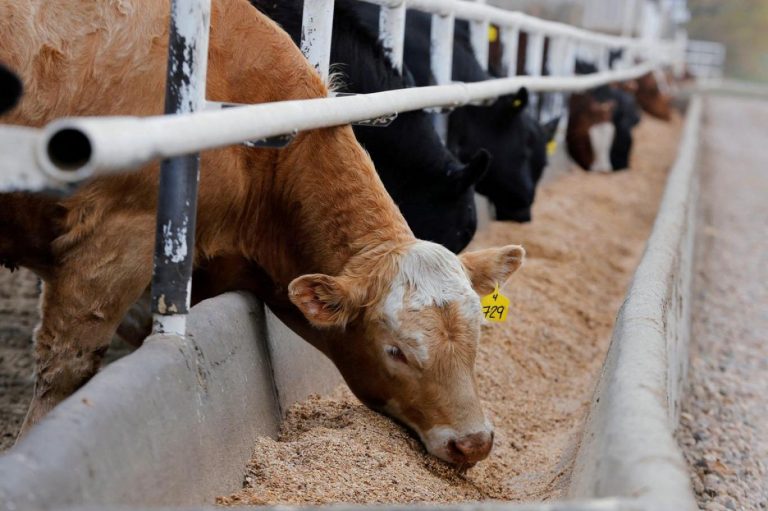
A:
[301,0,335,81]
[358,0,669,54]
[429,10,455,140]
[38,63,656,180]
[378,2,406,72]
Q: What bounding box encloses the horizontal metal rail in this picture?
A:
[37,63,655,180]
[357,0,676,55]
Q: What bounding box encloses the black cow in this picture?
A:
[0,63,22,115]
[574,60,641,171]
[353,6,556,223]
[252,0,489,253]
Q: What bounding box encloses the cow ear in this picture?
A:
[288,274,360,328]
[499,87,528,114]
[459,245,525,296]
[452,149,490,193]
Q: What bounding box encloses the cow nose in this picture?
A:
[450,431,494,464]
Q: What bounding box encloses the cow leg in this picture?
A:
[17,213,155,439]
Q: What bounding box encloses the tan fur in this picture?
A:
[0,0,411,434]
[1,0,525,464]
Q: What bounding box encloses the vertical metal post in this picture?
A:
[152,0,211,336]
[548,36,566,120]
[379,2,406,73]
[469,19,490,72]
[430,10,455,141]
[525,31,545,115]
[301,0,335,82]
[501,25,520,77]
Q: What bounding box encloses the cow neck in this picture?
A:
[263,125,415,282]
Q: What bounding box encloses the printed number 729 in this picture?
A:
[483,305,505,319]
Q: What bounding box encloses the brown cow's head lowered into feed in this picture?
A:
[289,241,525,466]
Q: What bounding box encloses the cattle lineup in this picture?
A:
[2,1,758,510]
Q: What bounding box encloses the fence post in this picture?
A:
[151,0,211,336]
[469,19,490,72]
[301,0,335,82]
[525,31,545,114]
[430,9,456,141]
[501,25,520,77]
[379,2,406,72]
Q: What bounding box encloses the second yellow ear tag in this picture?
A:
[488,26,498,43]
[481,283,509,322]
[547,140,558,156]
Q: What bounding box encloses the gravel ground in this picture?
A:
[676,96,768,510]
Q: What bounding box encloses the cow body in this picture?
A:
[569,60,641,171]
[251,0,488,254]
[352,6,554,223]
[0,0,526,465]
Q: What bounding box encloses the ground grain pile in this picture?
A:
[218,112,683,507]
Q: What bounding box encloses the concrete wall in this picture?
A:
[566,97,703,511]
[0,292,341,510]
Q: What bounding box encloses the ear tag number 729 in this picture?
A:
[481,283,509,322]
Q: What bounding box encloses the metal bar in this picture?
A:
[37,62,658,180]
[469,19,490,72]
[356,0,664,52]
[301,0,335,81]
[500,25,520,77]
[525,31,545,113]
[430,10,455,140]
[379,2,406,72]
[151,0,211,337]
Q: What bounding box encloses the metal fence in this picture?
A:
[686,39,726,82]
[0,0,685,336]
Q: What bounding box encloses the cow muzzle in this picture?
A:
[423,426,494,466]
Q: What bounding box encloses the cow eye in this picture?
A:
[385,345,408,364]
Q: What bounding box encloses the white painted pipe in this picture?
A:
[37,63,657,180]
[301,0,335,81]
[501,25,520,77]
[470,19,490,72]
[379,2,406,72]
[430,10,455,141]
[357,0,665,53]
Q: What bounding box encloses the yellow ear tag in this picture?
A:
[488,26,498,43]
[480,283,510,323]
[547,140,558,156]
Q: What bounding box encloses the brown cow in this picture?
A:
[566,92,616,172]
[636,71,673,121]
[0,0,526,465]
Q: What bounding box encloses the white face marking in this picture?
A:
[589,121,615,172]
[382,241,480,343]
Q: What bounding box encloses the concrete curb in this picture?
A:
[0,292,340,510]
[566,97,703,510]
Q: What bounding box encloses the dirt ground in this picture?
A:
[0,268,40,450]
[0,274,135,452]
[217,111,683,507]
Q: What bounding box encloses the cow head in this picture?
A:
[636,72,672,121]
[450,88,546,222]
[289,241,525,465]
[566,93,616,171]
[396,150,490,254]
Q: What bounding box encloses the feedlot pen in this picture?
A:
[0,111,683,504]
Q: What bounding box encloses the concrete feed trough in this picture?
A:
[0,98,704,511]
